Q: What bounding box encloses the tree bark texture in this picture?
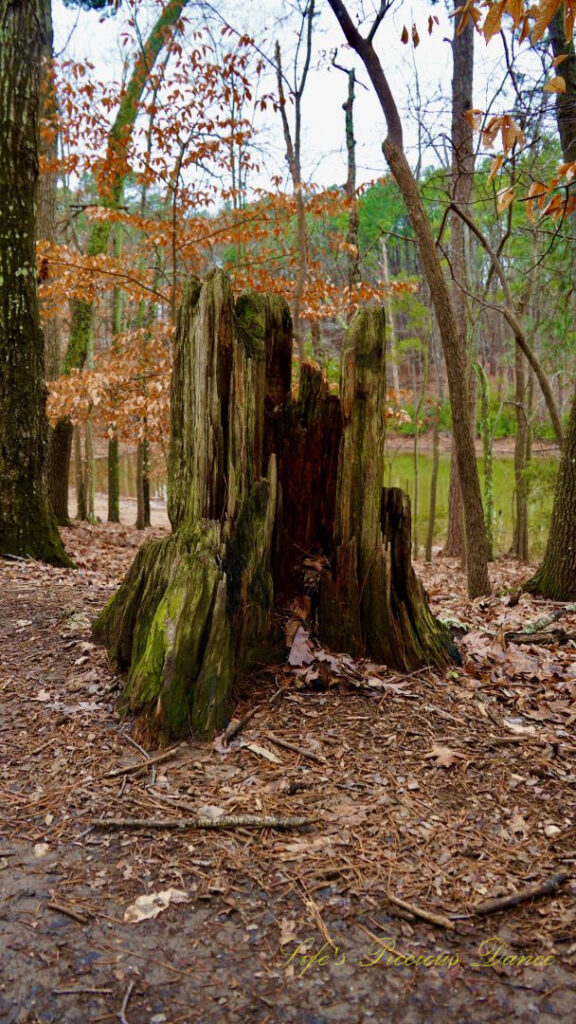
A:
[0,0,70,565]
[526,7,576,596]
[444,8,475,559]
[511,345,529,561]
[94,270,454,740]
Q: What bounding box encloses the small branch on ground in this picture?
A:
[93,815,313,832]
[473,872,569,916]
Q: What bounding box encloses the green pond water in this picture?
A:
[95,447,558,559]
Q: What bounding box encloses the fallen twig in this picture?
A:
[384,892,455,930]
[508,603,576,638]
[219,687,285,746]
[46,900,89,925]
[473,872,569,916]
[53,987,113,996]
[93,814,313,832]
[265,731,326,764]
[103,745,182,779]
[118,979,135,1024]
[504,628,573,646]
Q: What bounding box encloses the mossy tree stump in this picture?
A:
[94,270,453,739]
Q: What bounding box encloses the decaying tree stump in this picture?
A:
[94,269,453,739]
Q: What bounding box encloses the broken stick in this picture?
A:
[385,892,454,930]
[474,871,569,916]
[93,814,312,832]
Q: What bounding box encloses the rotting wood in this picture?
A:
[473,872,569,915]
[94,269,454,740]
[93,815,313,831]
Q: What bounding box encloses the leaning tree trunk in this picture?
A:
[0,0,70,565]
[94,270,454,740]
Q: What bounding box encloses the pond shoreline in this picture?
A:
[385,432,560,459]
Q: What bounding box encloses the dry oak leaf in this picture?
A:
[424,743,469,769]
[124,888,189,924]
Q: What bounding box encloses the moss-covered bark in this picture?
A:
[0,0,70,566]
[318,308,454,668]
[95,271,454,740]
[94,271,283,739]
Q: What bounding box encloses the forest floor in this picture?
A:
[1,517,576,1024]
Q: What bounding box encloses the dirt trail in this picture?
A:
[1,522,575,1023]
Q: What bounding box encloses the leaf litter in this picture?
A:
[1,523,575,1021]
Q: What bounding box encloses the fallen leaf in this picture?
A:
[196,805,225,821]
[124,888,189,923]
[424,743,468,769]
[288,626,314,667]
[279,917,299,946]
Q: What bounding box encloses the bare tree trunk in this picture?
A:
[135,439,151,530]
[425,403,440,562]
[275,2,315,362]
[511,345,529,560]
[327,0,490,597]
[525,7,576,596]
[444,5,475,559]
[0,0,70,565]
[74,424,87,521]
[380,239,401,396]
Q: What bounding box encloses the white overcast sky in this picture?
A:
[52,0,547,191]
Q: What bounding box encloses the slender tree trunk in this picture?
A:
[327,0,490,597]
[383,142,490,596]
[74,424,86,521]
[108,223,123,523]
[46,419,73,525]
[135,439,151,530]
[425,404,440,561]
[275,3,314,362]
[444,5,475,559]
[342,67,360,306]
[380,240,401,396]
[108,436,120,523]
[525,7,576,596]
[511,345,529,560]
[0,0,70,565]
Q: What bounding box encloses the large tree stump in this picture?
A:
[94,270,453,740]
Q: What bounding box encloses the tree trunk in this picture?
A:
[525,8,576,596]
[384,141,490,596]
[511,345,529,560]
[135,440,151,530]
[444,5,475,560]
[74,424,87,521]
[425,403,440,561]
[46,418,73,525]
[94,270,454,741]
[0,0,70,565]
[327,0,490,598]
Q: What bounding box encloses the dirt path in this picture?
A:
[1,523,575,1023]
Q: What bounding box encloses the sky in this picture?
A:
[52,0,550,193]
